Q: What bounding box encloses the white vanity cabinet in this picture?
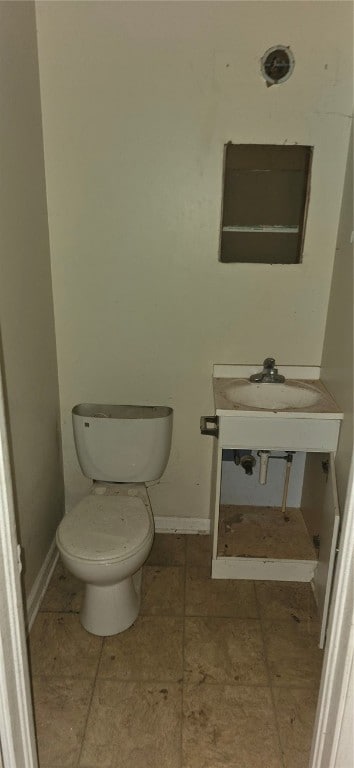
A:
[203,364,343,648]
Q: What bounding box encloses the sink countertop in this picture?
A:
[213,368,343,420]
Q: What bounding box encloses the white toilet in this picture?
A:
[56,403,173,636]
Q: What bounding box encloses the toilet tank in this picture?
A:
[72,404,173,482]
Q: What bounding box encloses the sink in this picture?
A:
[222,380,321,411]
[210,366,343,452]
[213,366,343,421]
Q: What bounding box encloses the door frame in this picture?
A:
[0,355,38,767]
[0,354,352,768]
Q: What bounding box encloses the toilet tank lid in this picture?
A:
[72,403,172,420]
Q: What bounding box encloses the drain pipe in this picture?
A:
[256,450,295,491]
[233,450,256,476]
[258,451,270,485]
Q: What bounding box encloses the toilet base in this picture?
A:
[80,569,142,636]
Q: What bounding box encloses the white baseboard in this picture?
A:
[154,516,211,535]
[26,537,58,633]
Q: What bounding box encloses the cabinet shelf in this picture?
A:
[222,225,299,234]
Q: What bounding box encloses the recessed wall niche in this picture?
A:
[219,143,313,264]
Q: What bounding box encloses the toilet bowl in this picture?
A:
[56,404,173,636]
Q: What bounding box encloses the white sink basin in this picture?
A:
[222,381,321,410]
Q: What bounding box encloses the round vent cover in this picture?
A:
[261,45,295,85]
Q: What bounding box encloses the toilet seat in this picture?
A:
[56,494,152,563]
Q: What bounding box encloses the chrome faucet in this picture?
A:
[250,357,285,383]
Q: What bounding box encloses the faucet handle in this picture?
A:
[263,357,275,370]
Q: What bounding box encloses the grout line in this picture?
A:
[37,608,81,614]
[30,670,314,688]
[180,537,187,768]
[76,633,105,768]
[183,613,260,619]
[255,583,286,768]
[253,578,261,620]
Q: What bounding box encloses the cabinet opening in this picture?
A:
[219,143,313,264]
[217,448,330,563]
[213,446,340,646]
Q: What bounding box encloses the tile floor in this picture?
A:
[29,534,322,768]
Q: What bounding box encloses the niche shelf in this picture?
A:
[219,143,313,264]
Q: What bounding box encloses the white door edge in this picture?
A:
[0,357,39,767]
[309,454,354,768]
[314,453,341,649]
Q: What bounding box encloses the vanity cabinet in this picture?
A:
[210,439,339,648]
[218,414,341,453]
[203,364,343,648]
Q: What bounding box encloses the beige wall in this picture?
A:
[36,1,353,518]
[0,1,64,595]
[321,129,353,509]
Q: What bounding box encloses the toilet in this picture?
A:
[56,403,173,636]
